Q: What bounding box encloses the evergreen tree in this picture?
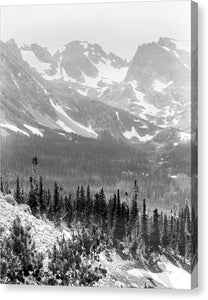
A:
[113,190,125,241]
[169,211,177,251]
[130,189,138,238]
[178,210,186,257]
[0,216,44,284]
[65,194,73,227]
[93,193,100,224]
[53,182,60,214]
[14,177,21,204]
[109,194,117,229]
[85,185,93,224]
[149,209,160,252]
[141,199,148,248]
[191,207,198,269]
[161,214,169,250]
[184,204,191,258]
[28,180,39,217]
[0,176,4,194]
[99,188,107,229]
[38,177,45,215]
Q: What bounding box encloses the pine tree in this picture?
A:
[80,185,86,220]
[184,204,191,258]
[150,209,160,252]
[113,190,125,241]
[85,185,93,224]
[65,194,73,227]
[99,188,107,229]
[53,182,60,214]
[162,214,169,250]
[0,216,43,284]
[14,177,21,204]
[130,188,138,239]
[178,210,186,257]
[93,193,100,224]
[141,199,148,248]
[191,206,198,269]
[38,176,45,215]
[28,177,40,217]
[0,176,4,194]
[169,211,178,252]
[109,194,117,229]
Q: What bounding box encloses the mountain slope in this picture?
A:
[0,194,191,289]
[20,40,129,98]
[0,38,192,145]
[0,39,159,144]
[101,38,191,131]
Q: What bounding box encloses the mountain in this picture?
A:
[0,38,191,145]
[20,40,129,98]
[0,39,159,144]
[101,38,191,132]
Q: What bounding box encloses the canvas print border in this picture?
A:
[0,0,198,289]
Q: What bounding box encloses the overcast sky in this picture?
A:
[1,1,191,60]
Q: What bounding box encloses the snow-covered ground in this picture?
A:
[24,124,43,137]
[178,131,191,142]
[123,126,154,142]
[21,50,51,75]
[130,80,160,116]
[0,122,29,136]
[115,111,120,121]
[49,98,98,138]
[128,256,191,289]
[153,80,173,94]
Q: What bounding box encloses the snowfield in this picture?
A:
[115,111,120,121]
[128,257,191,289]
[49,98,98,138]
[0,122,29,136]
[21,50,51,75]
[24,124,43,137]
[153,80,173,94]
[123,126,154,142]
[178,131,191,142]
[130,80,160,116]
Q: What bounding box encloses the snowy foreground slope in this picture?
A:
[0,195,191,289]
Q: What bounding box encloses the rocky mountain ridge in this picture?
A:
[0,38,192,145]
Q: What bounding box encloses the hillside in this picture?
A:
[0,193,191,288]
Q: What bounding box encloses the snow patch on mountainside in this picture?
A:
[21,50,51,75]
[128,258,190,289]
[184,64,190,70]
[178,131,191,142]
[80,41,88,50]
[162,46,170,52]
[56,120,75,133]
[130,81,160,116]
[115,112,120,121]
[123,126,154,142]
[49,98,98,138]
[153,80,173,94]
[33,77,48,94]
[77,89,88,96]
[172,50,179,58]
[11,74,21,90]
[0,122,29,136]
[83,55,128,89]
[24,124,43,137]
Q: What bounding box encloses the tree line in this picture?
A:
[0,157,197,267]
